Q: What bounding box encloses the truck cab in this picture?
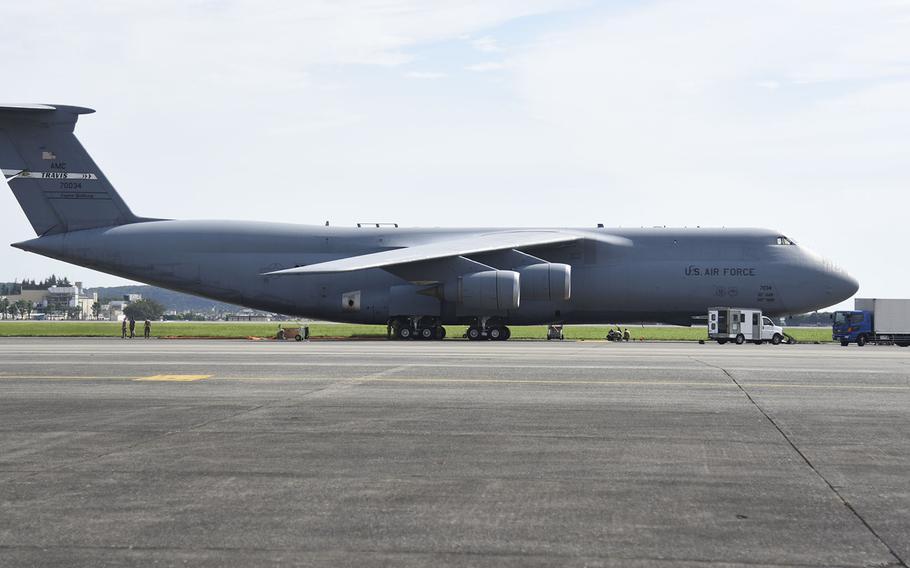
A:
[832,310,872,346]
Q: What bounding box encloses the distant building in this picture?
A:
[2,281,97,319]
[225,309,272,322]
[102,293,142,321]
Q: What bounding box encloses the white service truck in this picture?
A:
[708,307,787,345]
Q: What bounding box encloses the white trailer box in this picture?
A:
[855,298,910,334]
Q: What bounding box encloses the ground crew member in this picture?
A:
[623,328,631,342]
[121,318,127,339]
[144,319,151,339]
[128,317,136,339]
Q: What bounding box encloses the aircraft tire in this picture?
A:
[467,327,482,341]
[735,334,745,345]
[502,327,511,340]
[419,327,434,340]
[489,327,503,341]
[771,334,782,345]
[437,327,446,340]
[398,326,413,340]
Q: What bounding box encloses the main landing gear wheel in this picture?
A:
[735,334,745,345]
[467,327,482,341]
[419,327,434,340]
[397,326,413,340]
[489,327,503,341]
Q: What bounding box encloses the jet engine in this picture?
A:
[453,270,520,311]
[517,263,571,301]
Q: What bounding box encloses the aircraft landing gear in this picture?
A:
[389,316,446,341]
[466,318,511,341]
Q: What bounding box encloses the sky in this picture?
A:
[2,0,908,310]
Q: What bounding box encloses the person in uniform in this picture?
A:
[128,317,136,339]
[144,319,151,339]
[623,328,631,342]
[121,318,127,339]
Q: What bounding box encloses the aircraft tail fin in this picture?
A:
[1,104,141,236]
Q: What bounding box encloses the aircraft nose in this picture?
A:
[831,270,859,303]
[784,249,859,312]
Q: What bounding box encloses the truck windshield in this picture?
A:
[834,312,864,325]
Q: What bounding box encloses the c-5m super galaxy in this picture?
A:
[3,104,858,340]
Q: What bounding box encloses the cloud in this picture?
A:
[512,0,910,300]
[466,61,507,72]
[471,36,501,53]
[405,71,447,79]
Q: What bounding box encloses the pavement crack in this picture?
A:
[692,356,908,568]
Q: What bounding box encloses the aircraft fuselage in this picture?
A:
[14,220,858,325]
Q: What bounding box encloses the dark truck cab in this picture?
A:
[833,299,910,347]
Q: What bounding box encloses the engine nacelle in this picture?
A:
[453,270,520,311]
[518,263,571,301]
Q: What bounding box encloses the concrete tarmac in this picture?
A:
[1,338,908,567]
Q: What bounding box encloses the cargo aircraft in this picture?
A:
[2,104,858,339]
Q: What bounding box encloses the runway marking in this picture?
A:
[0,375,141,380]
[356,377,910,390]
[0,360,905,375]
[0,374,906,391]
[133,374,211,382]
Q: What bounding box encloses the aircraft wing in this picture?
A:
[264,230,627,275]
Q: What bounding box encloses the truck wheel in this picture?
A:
[294,334,303,341]
[735,334,745,345]
[276,330,286,340]
[840,341,849,347]
[856,335,866,347]
[771,334,782,345]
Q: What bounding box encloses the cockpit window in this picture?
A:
[775,236,796,245]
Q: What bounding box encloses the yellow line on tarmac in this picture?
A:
[133,374,212,382]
